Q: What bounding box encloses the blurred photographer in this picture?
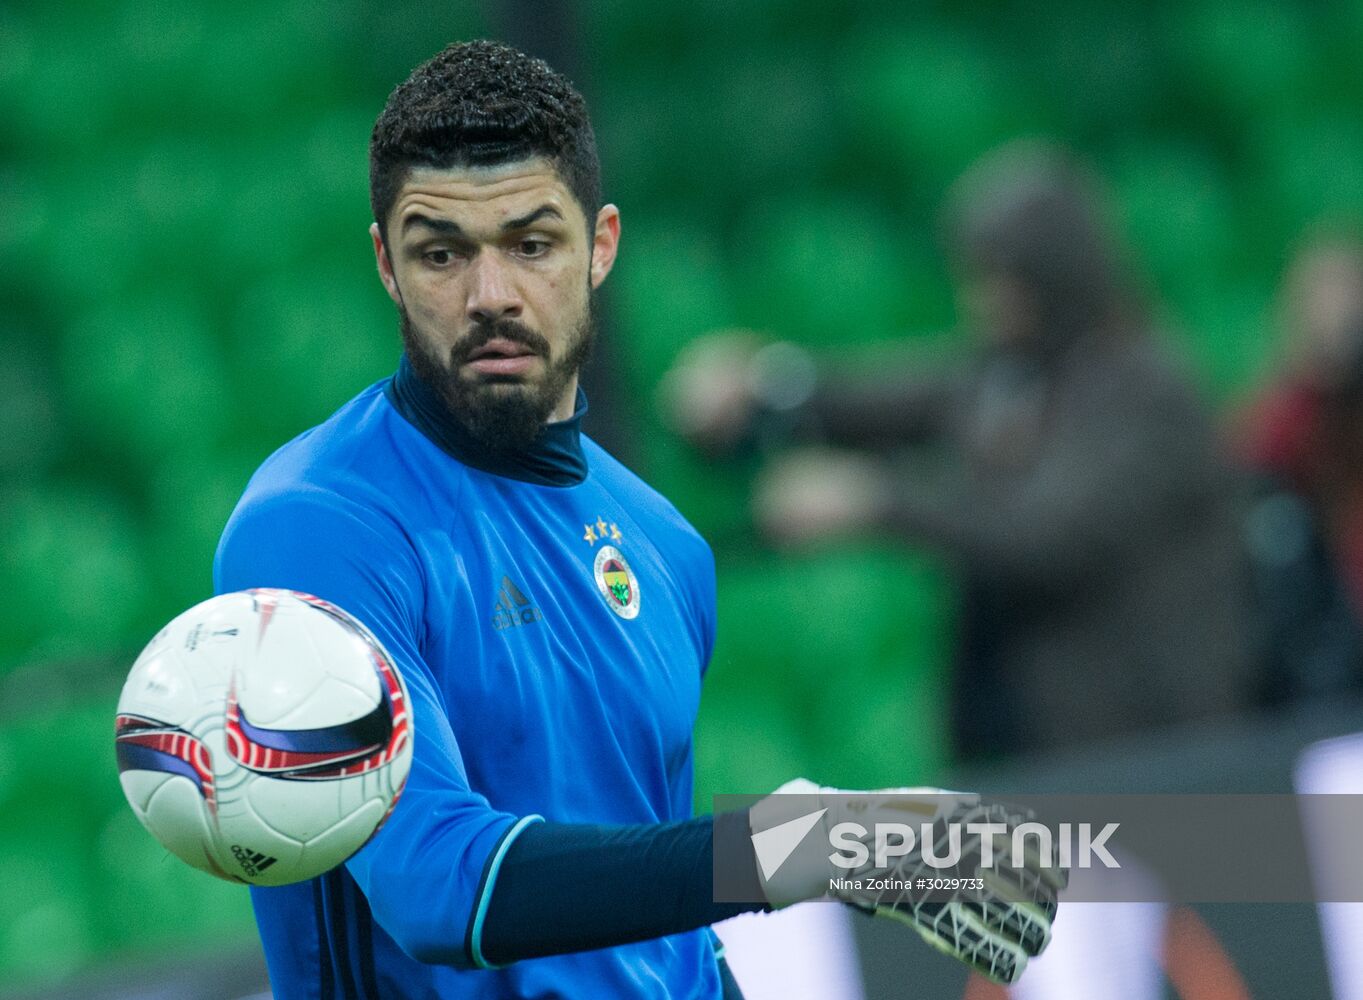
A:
[664,142,1258,759]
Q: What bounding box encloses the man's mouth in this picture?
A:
[463,338,540,377]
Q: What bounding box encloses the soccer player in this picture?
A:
[214,41,1058,999]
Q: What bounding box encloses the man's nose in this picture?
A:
[466,254,523,324]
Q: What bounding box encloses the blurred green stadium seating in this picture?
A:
[4,0,1363,986]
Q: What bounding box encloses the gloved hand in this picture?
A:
[749,778,1065,984]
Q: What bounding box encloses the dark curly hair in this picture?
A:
[369,40,601,237]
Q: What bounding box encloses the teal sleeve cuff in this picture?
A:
[467,814,546,970]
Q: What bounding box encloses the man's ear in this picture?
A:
[371,222,403,306]
[589,205,621,289]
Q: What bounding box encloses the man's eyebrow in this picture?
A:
[401,214,463,236]
[399,206,563,237]
[502,205,564,231]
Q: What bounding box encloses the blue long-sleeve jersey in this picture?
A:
[214,357,723,999]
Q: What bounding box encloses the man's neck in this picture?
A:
[546,375,581,424]
[385,354,590,487]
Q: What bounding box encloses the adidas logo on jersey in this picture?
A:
[492,576,543,631]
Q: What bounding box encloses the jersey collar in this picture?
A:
[385,354,589,487]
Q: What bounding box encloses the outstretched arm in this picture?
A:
[480,783,1060,986]
[661,333,960,456]
[757,346,1228,591]
[478,812,762,966]
[804,369,961,452]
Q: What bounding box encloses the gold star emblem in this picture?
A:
[582,515,624,546]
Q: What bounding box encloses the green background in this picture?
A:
[4,0,1363,987]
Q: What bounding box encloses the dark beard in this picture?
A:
[399,297,595,453]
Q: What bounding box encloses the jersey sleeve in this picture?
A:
[695,538,718,677]
[213,486,531,968]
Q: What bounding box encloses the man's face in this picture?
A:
[371,158,619,449]
[1283,246,1363,389]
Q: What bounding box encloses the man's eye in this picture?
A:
[423,249,454,266]
[517,239,550,258]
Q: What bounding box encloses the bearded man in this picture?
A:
[215,41,1057,1000]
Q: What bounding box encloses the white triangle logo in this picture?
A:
[751,808,828,881]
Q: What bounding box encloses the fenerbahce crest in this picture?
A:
[582,515,640,620]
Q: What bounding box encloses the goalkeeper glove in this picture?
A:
[748,778,1065,985]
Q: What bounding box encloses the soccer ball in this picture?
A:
[115,588,413,886]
